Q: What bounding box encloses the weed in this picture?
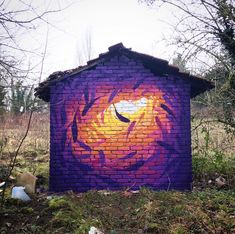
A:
[48,196,70,210]
[0,109,234,233]
[1,189,235,233]
[192,121,235,188]
[20,207,34,214]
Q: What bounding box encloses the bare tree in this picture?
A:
[0,0,75,82]
[75,28,95,66]
[0,30,48,206]
[141,0,235,130]
[0,0,72,205]
[141,0,234,67]
[0,0,77,117]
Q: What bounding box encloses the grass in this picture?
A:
[0,112,234,233]
[192,150,235,188]
[191,118,235,189]
[0,112,49,186]
[0,189,235,233]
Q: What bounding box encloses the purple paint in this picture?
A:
[49,53,193,192]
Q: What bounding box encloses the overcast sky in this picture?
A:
[5,0,179,83]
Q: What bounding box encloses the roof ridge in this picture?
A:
[35,42,214,102]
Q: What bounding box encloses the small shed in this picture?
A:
[35,43,213,192]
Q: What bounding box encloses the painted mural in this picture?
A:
[50,56,192,192]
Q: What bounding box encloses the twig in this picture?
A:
[124,182,137,192]
[0,110,33,206]
[0,30,48,207]
[167,174,171,191]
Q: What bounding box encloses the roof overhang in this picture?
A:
[35,43,214,102]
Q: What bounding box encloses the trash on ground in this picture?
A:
[122,191,133,198]
[11,186,31,201]
[98,190,112,195]
[0,181,5,192]
[16,172,37,194]
[46,196,53,200]
[131,190,139,194]
[215,176,226,187]
[88,226,104,234]
[5,222,11,228]
[46,195,63,200]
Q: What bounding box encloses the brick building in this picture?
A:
[35,43,213,192]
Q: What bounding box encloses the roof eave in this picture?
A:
[34,43,214,102]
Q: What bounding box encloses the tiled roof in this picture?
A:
[35,43,214,102]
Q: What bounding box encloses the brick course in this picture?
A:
[49,54,192,192]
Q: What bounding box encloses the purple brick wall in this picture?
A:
[49,55,192,192]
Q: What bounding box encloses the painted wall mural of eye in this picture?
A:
[46,69,191,194]
[37,43,213,192]
[63,82,175,176]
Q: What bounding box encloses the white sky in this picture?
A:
[3,0,181,83]
[44,0,175,73]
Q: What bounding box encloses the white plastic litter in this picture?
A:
[215,176,226,187]
[88,226,104,234]
[11,186,31,201]
[0,182,5,193]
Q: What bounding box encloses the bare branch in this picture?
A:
[0,29,49,206]
[201,0,222,32]
[161,0,218,30]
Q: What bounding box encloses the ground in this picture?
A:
[0,112,234,234]
[1,189,235,233]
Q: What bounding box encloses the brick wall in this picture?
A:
[49,55,192,192]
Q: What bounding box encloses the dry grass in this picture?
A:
[191,119,235,156]
[0,112,234,181]
[0,112,49,182]
[0,112,235,233]
[0,112,49,153]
